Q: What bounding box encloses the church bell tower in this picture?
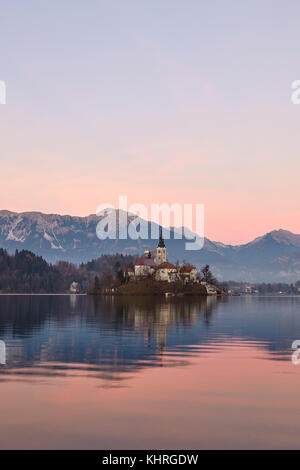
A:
[155,227,167,265]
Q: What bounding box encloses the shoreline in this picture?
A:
[0,293,299,298]
[0,293,87,296]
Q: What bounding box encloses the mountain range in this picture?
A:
[0,209,300,282]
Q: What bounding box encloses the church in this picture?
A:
[132,228,197,283]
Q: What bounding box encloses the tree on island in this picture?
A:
[200,265,217,285]
[114,261,124,285]
[93,275,101,294]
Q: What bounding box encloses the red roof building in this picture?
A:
[156,261,177,270]
[135,257,156,267]
[179,265,196,273]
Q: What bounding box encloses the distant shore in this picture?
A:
[0,293,87,296]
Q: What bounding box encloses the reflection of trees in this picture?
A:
[0,294,219,343]
[0,295,72,338]
[93,296,218,351]
[0,295,220,382]
[0,295,297,384]
[202,295,219,324]
[121,298,202,351]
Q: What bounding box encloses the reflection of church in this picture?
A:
[129,298,201,353]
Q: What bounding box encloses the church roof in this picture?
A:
[156,261,177,270]
[135,257,155,267]
[180,265,196,273]
[157,227,166,248]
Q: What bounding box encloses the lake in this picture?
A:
[0,294,299,449]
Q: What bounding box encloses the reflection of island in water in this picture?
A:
[0,295,218,383]
[110,295,217,352]
[0,295,298,384]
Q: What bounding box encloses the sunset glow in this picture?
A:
[1,1,300,243]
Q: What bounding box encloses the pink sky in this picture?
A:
[1,1,300,244]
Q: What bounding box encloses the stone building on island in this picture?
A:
[155,261,178,282]
[127,227,206,286]
[134,251,155,278]
[179,265,197,283]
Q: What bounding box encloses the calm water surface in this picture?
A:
[0,294,299,449]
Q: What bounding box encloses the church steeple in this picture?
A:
[155,227,167,265]
[158,227,165,248]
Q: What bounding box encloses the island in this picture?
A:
[89,229,221,296]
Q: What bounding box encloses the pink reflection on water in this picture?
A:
[0,340,299,449]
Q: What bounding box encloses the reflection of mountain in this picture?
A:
[0,295,298,384]
[0,295,218,382]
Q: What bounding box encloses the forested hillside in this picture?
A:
[0,249,135,293]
